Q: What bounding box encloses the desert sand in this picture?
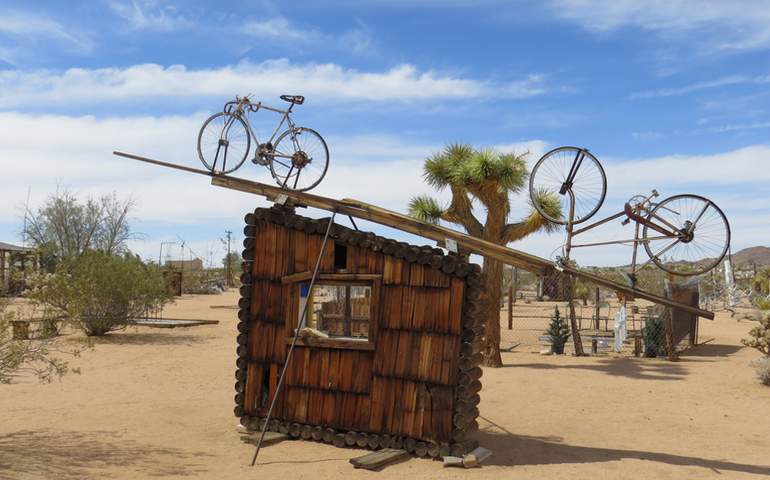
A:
[1,291,769,480]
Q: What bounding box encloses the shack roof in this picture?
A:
[0,242,34,253]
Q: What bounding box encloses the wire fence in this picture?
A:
[497,266,698,357]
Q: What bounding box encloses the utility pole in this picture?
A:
[224,230,233,288]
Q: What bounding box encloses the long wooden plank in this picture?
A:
[113,151,714,319]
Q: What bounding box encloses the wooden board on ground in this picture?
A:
[132,318,220,328]
[349,448,410,470]
[240,431,289,446]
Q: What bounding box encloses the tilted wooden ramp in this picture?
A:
[113,151,714,320]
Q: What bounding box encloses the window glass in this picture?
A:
[299,282,371,339]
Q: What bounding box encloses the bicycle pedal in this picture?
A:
[252,156,269,166]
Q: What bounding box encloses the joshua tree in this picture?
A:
[409,144,560,367]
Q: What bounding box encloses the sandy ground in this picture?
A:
[1,292,769,480]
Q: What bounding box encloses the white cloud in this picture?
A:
[107,0,192,32]
[546,0,770,54]
[0,9,93,65]
[3,111,766,266]
[711,121,770,133]
[629,74,770,100]
[239,16,376,55]
[0,60,549,107]
[603,145,770,189]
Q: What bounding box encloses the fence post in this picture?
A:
[512,267,518,305]
[507,285,513,330]
[594,287,600,330]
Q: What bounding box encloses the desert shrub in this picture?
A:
[751,358,770,386]
[752,297,770,311]
[30,252,171,336]
[642,317,666,358]
[742,314,770,356]
[0,299,79,383]
[545,306,570,354]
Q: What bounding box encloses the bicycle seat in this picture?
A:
[280,95,304,105]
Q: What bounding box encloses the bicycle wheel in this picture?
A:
[197,112,250,174]
[269,127,329,191]
[529,146,607,224]
[642,194,730,276]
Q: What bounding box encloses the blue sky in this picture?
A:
[1,0,768,267]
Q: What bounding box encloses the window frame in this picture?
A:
[283,272,381,351]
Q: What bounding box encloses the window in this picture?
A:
[299,282,372,339]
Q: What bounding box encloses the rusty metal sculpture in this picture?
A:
[529,146,731,285]
[197,94,329,192]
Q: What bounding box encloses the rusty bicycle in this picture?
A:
[529,146,731,284]
[197,94,329,192]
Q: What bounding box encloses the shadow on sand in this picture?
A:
[506,356,690,381]
[0,430,212,479]
[477,416,770,476]
[89,330,210,347]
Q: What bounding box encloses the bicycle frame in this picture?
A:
[225,98,299,162]
[562,190,687,276]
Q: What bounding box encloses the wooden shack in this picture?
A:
[234,206,484,457]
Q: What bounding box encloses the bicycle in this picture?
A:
[197,94,329,192]
[529,146,731,284]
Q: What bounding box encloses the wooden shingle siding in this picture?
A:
[236,206,483,455]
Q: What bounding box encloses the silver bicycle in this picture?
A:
[197,94,329,191]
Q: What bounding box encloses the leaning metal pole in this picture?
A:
[250,211,337,466]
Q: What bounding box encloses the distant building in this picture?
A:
[165,258,204,271]
[0,242,36,295]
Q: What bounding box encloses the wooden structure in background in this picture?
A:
[235,206,484,457]
[0,242,36,295]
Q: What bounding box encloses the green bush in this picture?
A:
[753,297,770,311]
[30,252,171,336]
[642,317,666,358]
[545,306,570,354]
[742,314,770,356]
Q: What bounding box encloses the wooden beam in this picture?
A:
[281,271,382,284]
[113,151,715,320]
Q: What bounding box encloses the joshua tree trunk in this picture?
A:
[480,257,504,367]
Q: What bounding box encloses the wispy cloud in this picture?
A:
[239,16,376,55]
[0,9,93,65]
[546,0,770,54]
[629,74,770,100]
[711,121,770,133]
[0,60,551,107]
[107,0,193,32]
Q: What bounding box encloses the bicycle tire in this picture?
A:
[529,146,607,225]
[197,112,250,174]
[642,194,730,276]
[269,127,329,192]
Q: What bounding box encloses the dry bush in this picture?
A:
[0,299,81,383]
[751,358,770,386]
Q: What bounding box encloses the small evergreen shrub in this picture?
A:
[642,317,666,358]
[545,306,570,354]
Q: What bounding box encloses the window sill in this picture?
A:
[286,336,375,351]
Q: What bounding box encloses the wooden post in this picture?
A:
[594,287,600,330]
[665,307,677,361]
[566,274,585,356]
[634,335,642,357]
[507,285,513,330]
[512,267,518,304]
[537,277,543,301]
